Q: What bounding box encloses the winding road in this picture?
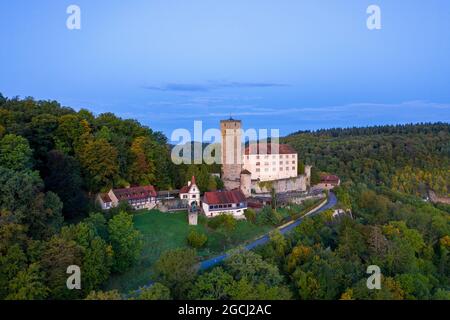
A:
[199,192,337,271]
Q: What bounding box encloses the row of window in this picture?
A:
[208,203,246,210]
[255,161,296,166]
[127,198,154,204]
[255,167,296,173]
[245,154,296,160]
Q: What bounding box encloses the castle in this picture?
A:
[220,118,311,197]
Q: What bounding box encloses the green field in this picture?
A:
[105,210,271,293]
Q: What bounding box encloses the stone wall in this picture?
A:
[223,179,241,191]
[251,174,308,194]
[240,172,252,198]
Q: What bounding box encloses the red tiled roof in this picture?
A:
[203,189,247,205]
[180,176,197,194]
[321,175,340,183]
[179,185,190,194]
[100,193,112,203]
[113,185,157,201]
[247,201,263,209]
[244,143,296,155]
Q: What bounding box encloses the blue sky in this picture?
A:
[1,0,449,138]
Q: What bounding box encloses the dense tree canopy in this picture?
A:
[283,123,450,197]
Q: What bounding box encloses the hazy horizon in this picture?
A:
[1,0,449,137]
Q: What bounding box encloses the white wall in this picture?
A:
[202,202,247,218]
[180,184,200,205]
[242,153,297,181]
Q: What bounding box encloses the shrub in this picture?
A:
[207,213,236,231]
[136,283,171,300]
[187,230,208,248]
[256,206,282,226]
[244,208,257,223]
[221,214,237,232]
[85,290,122,300]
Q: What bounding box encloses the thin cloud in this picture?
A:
[204,101,450,118]
[143,81,289,92]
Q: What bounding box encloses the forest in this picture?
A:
[283,123,450,197]
[0,94,448,300]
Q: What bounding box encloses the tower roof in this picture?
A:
[220,118,241,123]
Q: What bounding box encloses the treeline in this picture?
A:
[289,122,450,138]
[283,123,450,197]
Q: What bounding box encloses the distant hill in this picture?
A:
[282,123,450,197]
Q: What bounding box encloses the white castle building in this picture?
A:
[243,143,298,181]
[220,118,311,196]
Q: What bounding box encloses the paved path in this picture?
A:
[199,192,337,271]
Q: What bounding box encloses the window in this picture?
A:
[292,167,295,170]
[280,167,283,171]
[192,195,196,198]
[264,162,269,166]
[292,155,295,158]
[265,168,269,172]
[280,161,283,165]
[256,162,260,166]
[286,167,289,171]
[292,161,295,164]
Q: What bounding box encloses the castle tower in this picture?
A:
[304,165,312,188]
[221,118,243,190]
[240,169,252,198]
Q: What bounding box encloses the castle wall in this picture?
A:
[224,179,241,191]
[251,174,308,194]
[240,173,252,198]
